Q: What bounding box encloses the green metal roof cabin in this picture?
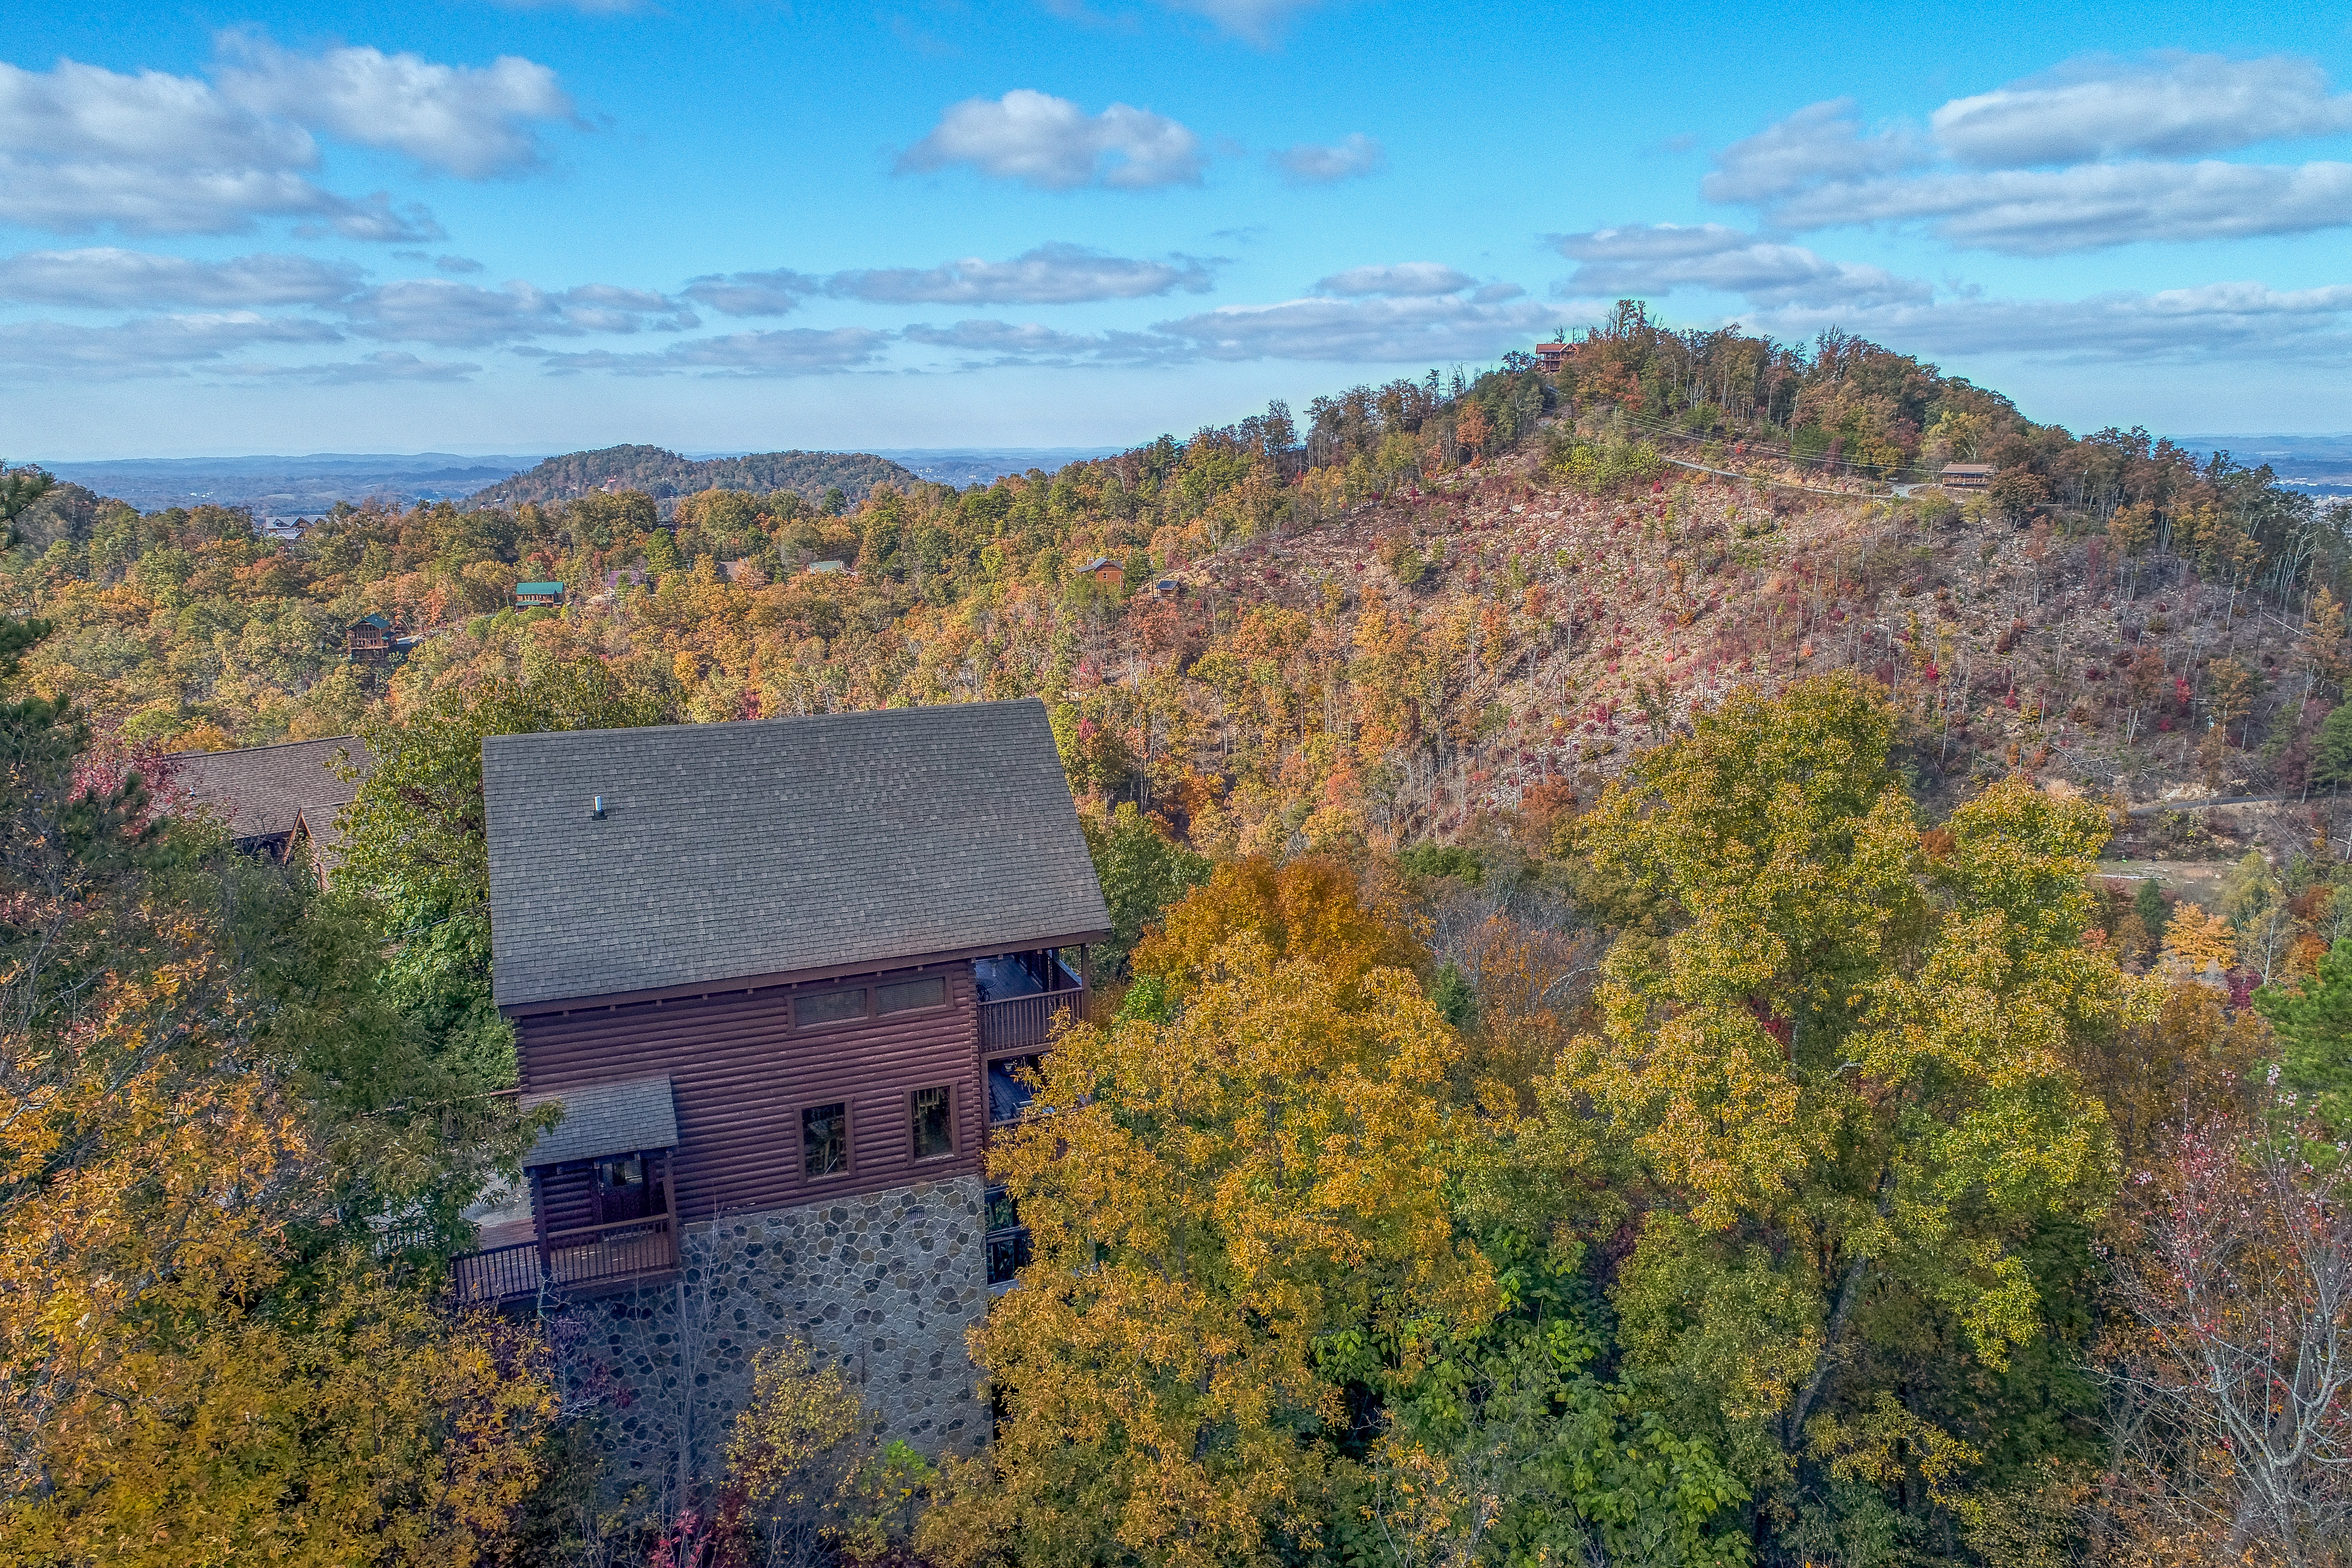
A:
[514,581,566,607]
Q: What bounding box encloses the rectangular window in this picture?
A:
[793,987,867,1028]
[910,1085,954,1159]
[801,1102,850,1178]
[876,976,948,1015]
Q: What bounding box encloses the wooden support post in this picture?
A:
[528,1166,551,1282]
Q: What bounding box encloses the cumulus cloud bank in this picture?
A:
[1705,52,2352,254]
[0,37,573,239]
[1931,53,2352,166]
[1315,263,1476,297]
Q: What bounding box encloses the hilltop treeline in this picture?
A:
[465,443,918,511]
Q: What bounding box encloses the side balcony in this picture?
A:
[976,948,1086,1128]
[454,1212,680,1307]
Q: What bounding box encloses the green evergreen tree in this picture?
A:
[2254,937,2352,1139]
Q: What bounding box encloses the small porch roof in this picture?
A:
[520,1075,679,1167]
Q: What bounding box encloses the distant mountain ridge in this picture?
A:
[41,453,542,514]
[463,445,919,510]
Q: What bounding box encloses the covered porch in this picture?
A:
[451,1075,682,1307]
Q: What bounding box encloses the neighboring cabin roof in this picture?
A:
[516,580,565,595]
[482,698,1112,1010]
[520,1075,679,1167]
[1941,463,1994,475]
[168,736,369,843]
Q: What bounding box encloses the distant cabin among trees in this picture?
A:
[1939,462,1994,491]
[167,735,370,874]
[513,580,565,608]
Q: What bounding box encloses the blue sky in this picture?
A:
[5,0,2350,459]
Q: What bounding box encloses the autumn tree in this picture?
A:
[2102,1115,2352,1568]
[1454,401,1492,462]
[922,883,1491,1568]
[1129,854,1423,1001]
[1561,673,2128,1528]
[0,616,554,1563]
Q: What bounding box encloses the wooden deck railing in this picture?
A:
[977,984,1086,1054]
[451,1213,679,1305]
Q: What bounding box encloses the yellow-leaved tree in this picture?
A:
[919,860,1494,1568]
[1563,672,2135,1504]
[0,615,554,1565]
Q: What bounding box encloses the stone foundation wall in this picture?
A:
[556,1175,989,1493]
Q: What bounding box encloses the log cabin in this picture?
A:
[450,698,1108,1460]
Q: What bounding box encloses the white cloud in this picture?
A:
[686,247,1218,315]
[217,36,573,179]
[0,310,341,376]
[1933,53,2352,166]
[0,247,361,307]
[1703,98,1925,204]
[1149,293,1553,363]
[300,192,444,243]
[902,319,1137,365]
[832,244,1217,304]
[223,349,483,383]
[680,269,821,317]
[1552,224,1930,307]
[343,279,697,346]
[896,90,1204,190]
[1151,0,1325,44]
[1273,133,1384,187]
[525,327,892,377]
[435,255,485,275]
[1752,280,2352,364]
[1770,159,2352,254]
[1316,262,1475,297]
[0,41,566,238]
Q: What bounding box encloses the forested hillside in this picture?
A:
[5,306,2352,1566]
[464,443,918,512]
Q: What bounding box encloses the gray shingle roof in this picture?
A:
[483,698,1111,1008]
[520,1075,678,1167]
[168,736,369,842]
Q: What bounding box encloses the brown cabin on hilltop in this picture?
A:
[1940,463,1994,491]
[453,698,1110,1305]
[1535,340,1573,373]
